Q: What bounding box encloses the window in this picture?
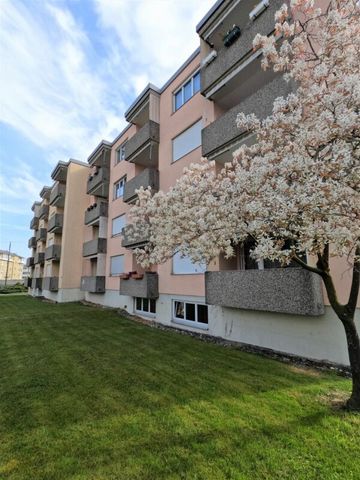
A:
[172,120,202,162]
[173,70,201,111]
[112,214,126,236]
[113,176,126,200]
[135,297,156,315]
[110,255,124,276]
[172,252,206,274]
[115,142,127,164]
[173,300,208,329]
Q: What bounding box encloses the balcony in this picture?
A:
[28,236,36,248]
[86,166,109,198]
[120,272,158,299]
[39,204,49,220]
[82,238,107,257]
[84,201,108,225]
[199,0,283,100]
[43,276,59,292]
[26,257,34,267]
[47,214,63,234]
[202,76,293,162]
[124,121,159,167]
[45,244,61,261]
[205,268,324,316]
[81,276,105,293]
[30,217,39,230]
[31,277,42,290]
[123,168,159,204]
[34,252,45,265]
[49,183,66,207]
[26,277,32,288]
[35,228,47,242]
[121,225,149,249]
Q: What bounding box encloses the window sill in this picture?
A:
[172,318,208,330]
[135,310,156,319]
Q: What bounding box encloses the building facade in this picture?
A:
[0,250,24,285]
[27,0,359,366]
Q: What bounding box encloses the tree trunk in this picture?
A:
[341,316,360,410]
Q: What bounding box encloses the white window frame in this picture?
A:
[172,299,209,330]
[110,254,124,276]
[112,214,126,237]
[113,175,126,200]
[115,141,127,165]
[172,119,202,163]
[134,297,156,317]
[173,69,201,112]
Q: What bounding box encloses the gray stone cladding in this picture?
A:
[82,238,107,257]
[45,244,61,261]
[120,272,159,299]
[202,75,293,157]
[81,276,105,293]
[205,268,325,316]
[48,214,63,233]
[43,276,59,291]
[201,0,284,95]
[124,121,160,162]
[49,183,66,207]
[84,201,108,225]
[86,167,110,195]
[123,168,159,203]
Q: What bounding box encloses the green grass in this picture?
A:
[0,296,359,480]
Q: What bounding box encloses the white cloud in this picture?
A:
[94,0,214,93]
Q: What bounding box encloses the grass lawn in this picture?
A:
[0,296,359,480]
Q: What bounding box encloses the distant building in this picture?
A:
[0,250,24,284]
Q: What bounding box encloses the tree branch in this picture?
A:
[346,246,360,313]
[292,254,324,276]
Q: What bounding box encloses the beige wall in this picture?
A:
[59,162,89,289]
[0,254,23,281]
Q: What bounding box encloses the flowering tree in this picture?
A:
[129,0,360,409]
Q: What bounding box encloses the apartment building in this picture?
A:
[0,250,24,284]
[27,159,89,301]
[27,0,359,366]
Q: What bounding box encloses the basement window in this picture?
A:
[172,300,208,329]
[135,297,156,316]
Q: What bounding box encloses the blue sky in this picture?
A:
[0,0,214,259]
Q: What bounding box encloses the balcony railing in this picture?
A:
[80,276,105,293]
[43,276,59,292]
[28,237,36,248]
[120,272,158,299]
[202,76,293,161]
[31,277,42,290]
[49,182,66,207]
[39,204,49,220]
[121,225,150,249]
[30,217,39,230]
[82,238,107,257]
[205,268,324,316]
[26,257,34,267]
[123,168,159,203]
[45,244,61,261]
[124,121,159,167]
[200,0,283,97]
[86,167,109,198]
[35,228,47,242]
[34,252,45,264]
[84,201,108,225]
[47,214,63,234]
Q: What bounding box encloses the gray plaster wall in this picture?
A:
[125,121,160,161]
[201,0,284,94]
[202,75,293,157]
[205,268,324,316]
[123,168,159,203]
[119,272,159,299]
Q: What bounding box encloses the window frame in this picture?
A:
[109,254,125,277]
[172,252,206,275]
[172,299,209,330]
[111,214,126,237]
[113,175,127,200]
[115,141,127,165]
[171,118,202,163]
[173,69,201,112]
[134,297,156,317]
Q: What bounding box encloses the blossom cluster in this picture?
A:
[130,0,360,269]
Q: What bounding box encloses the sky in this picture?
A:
[0,0,214,260]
